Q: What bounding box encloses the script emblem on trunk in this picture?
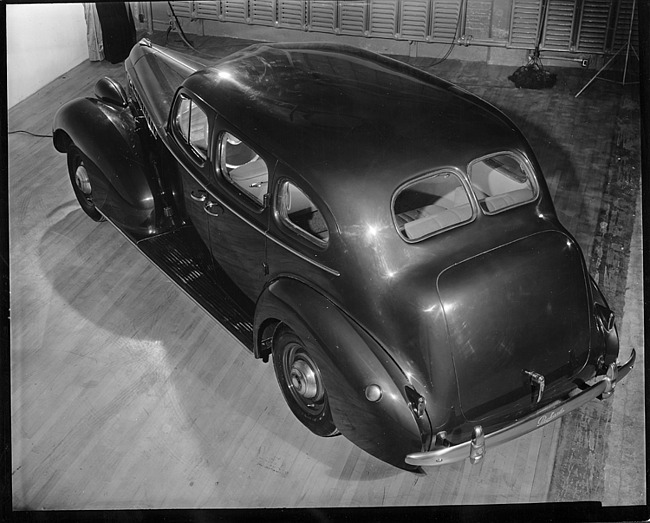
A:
[523,370,545,404]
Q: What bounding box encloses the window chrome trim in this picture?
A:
[274,178,330,250]
[171,93,209,164]
[215,130,268,208]
[171,149,340,278]
[265,234,339,276]
[467,150,539,216]
[391,167,478,244]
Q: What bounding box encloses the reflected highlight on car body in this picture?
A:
[52,39,634,470]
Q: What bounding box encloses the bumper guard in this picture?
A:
[405,349,636,467]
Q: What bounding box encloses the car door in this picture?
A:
[168,91,215,265]
[202,123,273,300]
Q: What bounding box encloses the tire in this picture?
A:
[67,146,105,222]
[272,327,339,437]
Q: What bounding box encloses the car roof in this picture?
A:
[183,43,530,213]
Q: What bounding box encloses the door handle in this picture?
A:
[204,201,224,217]
[190,189,207,202]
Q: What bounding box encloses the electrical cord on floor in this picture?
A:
[8,130,52,138]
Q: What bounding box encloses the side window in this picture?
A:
[393,171,473,241]
[218,132,269,206]
[174,95,209,160]
[277,180,329,246]
[468,152,537,214]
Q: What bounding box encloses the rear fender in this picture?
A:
[255,278,430,469]
[53,96,164,235]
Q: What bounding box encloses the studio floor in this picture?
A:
[8,32,645,511]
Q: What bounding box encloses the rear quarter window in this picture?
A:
[393,170,474,241]
[276,180,329,247]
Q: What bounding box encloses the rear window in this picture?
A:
[468,152,537,214]
[393,170,474,241]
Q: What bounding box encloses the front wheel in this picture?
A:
[272,327,339,437]
[67,146,105,222]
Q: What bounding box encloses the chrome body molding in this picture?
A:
[405,349,636,467]
[265,233,340,277]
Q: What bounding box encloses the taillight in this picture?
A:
[405,386,426,418]
[595,303,615,332]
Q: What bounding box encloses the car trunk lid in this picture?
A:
[437,230,591,423]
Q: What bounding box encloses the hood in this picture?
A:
[125,40,211,132]
[437,230,591,423]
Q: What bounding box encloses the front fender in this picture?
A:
[53,96,160,234]
[255,277,430,470]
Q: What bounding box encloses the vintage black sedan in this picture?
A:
[53,38,635,470]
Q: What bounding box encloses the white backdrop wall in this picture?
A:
[7,3,88,108]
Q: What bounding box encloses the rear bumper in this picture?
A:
[405,349,636,467]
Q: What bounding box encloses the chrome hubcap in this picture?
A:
[285,345,324,413]
[74,164,92,195]
[290,359,319,400]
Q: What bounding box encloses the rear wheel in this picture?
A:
[272,327,338,437]
[67,146,105,222]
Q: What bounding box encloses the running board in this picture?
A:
[122,224,255,349]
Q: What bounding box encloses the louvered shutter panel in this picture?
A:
[465,0,492,41]
[541,0,576,50]
[308,1,337,33]
[195,1,220,20]
[430,0,462,43]
[169,1,193,18]
[223,0,249,22]
[278,0,306,28]
[508,0,542,48]
[612,0,638,51]
[249,0,276,25]
[399,0,430,41]
[576,0,611,52]
[369,0,399,38]
[338,1,368,36]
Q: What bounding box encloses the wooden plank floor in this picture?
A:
[9,34,644,511]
